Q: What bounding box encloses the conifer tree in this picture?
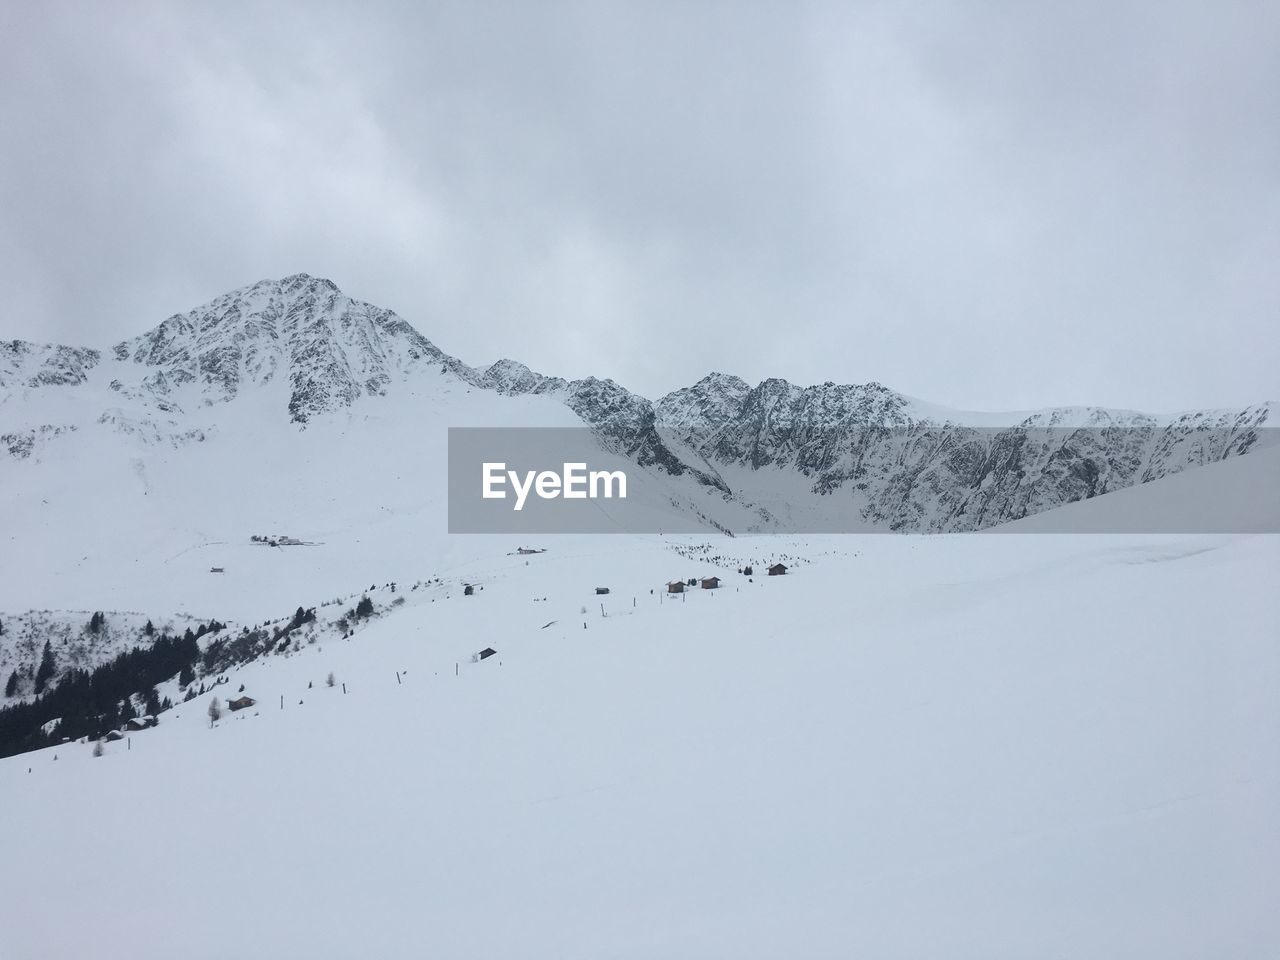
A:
[34,641,56,694]
[4,670,17,698]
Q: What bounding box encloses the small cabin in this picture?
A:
[464,584,475,596]
[768,563,788,576]
[124,716,157,732]
[595,587,610,595]
[478,647,497,661]
[227,696,256,712]
[104,730,124,742]
[210,567,224,574]
[700,576,721,589]
[666,581,685,594]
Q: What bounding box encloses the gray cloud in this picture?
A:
[1,0,1276,412]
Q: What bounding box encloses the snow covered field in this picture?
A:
[3,527,1276,959]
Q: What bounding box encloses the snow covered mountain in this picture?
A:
[651,373,1274,531]
[108,273,482,422]
[2,273,1273,534]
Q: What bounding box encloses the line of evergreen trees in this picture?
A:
[1,603,323,758]
[0,629,210,759]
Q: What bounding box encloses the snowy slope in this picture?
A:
[1,530,1276,958]
[0,373,756,625]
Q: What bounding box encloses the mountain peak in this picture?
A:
[481,358,566,397]
[277,273,341,295]
[105,274,471,422]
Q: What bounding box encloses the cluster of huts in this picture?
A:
[102,715,159,741]
[665,563,787,594]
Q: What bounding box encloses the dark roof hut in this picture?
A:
[768,563,788,576]
[227,696,256,712]
[666,580,685,594]
[595,587,610,595]
[700,576,721,589]
[478,647,497,661]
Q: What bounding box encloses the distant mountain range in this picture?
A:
[2,273,1272,531]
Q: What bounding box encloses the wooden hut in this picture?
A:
[227,696,256,712]
[700,576,721,589]
[595,587,610,595]
[478,647,497,661]
[666,580,685,594]
[768,563,788,576]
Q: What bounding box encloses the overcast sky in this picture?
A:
[1,1,1276,412]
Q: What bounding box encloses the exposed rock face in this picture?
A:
[481,359,566,397]
[1,340,101,391]
[651,374,1273,530]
